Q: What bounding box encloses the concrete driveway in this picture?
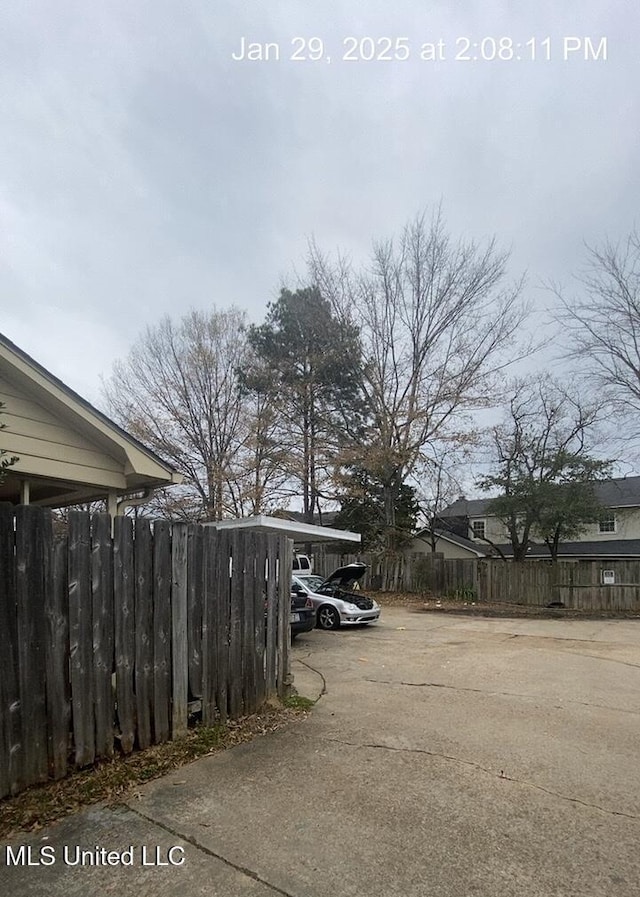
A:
[2,607,639,896]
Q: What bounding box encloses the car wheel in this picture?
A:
[317,605,340,630]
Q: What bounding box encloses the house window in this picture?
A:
[598,515,616,534]
[471,520,486,540]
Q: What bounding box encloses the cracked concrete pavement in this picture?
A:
[2,607,639,896]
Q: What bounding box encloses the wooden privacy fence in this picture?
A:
[0,505,292,799]
[397,552,640,611]
[319,551,479,594]
[403,553,478,596]
[477,559,640,612]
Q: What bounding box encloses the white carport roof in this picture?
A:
[205,514,361,544]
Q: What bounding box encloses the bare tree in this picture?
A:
[555,229,640,425]
[225,378,292,516]
[414,442,470,553]
[477,376,611,561]
[104,308,253,521]
[309,209,529,584]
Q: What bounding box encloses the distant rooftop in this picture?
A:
[440,476,640,518]
[494,539,640,559]
[414,527,492,557]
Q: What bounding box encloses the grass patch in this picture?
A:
[0,702,310,839]
[282,694,315,711]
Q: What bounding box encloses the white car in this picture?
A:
[292,563,381,630]
[292,553,313,576]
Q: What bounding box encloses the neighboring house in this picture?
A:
[434,477,640,560]
[409,527,493,560]
[0,332,181,512]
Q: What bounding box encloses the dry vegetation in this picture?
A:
[375,591,640,619]
[0,703,308,839]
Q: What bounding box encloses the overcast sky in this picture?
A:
[1,1,637,405]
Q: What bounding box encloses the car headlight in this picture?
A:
[344,603,359,613]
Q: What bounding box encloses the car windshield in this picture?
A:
[300,574,325,591]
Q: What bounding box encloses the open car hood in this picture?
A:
[321,563,367,590]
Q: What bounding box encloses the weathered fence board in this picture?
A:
[46,536,70,779]
[187,524,203,700]
[215,530,231,724]
[0,503,21,797]
[114,516,135,754]
[201,526,218,725]
[242,531,257,713]
[16,507,49,786]
[277,537,292,698]
[153,520,172,744]
[253,534,267,709]
[171,524,189,737]
[135,519,154,750]
[0,508,292,799]
[68,511,95,767]
[229,530,245,717]
[265,537,278,696]
[92,513,114,760]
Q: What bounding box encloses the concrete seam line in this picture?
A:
[381,680,640,716]
[320,738,640,822]
[550,651,640,670]
[294,658,327,699]
[479,633,640,669]
[126,804,299,897]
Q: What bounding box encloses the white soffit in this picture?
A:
[205,515,361,543]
